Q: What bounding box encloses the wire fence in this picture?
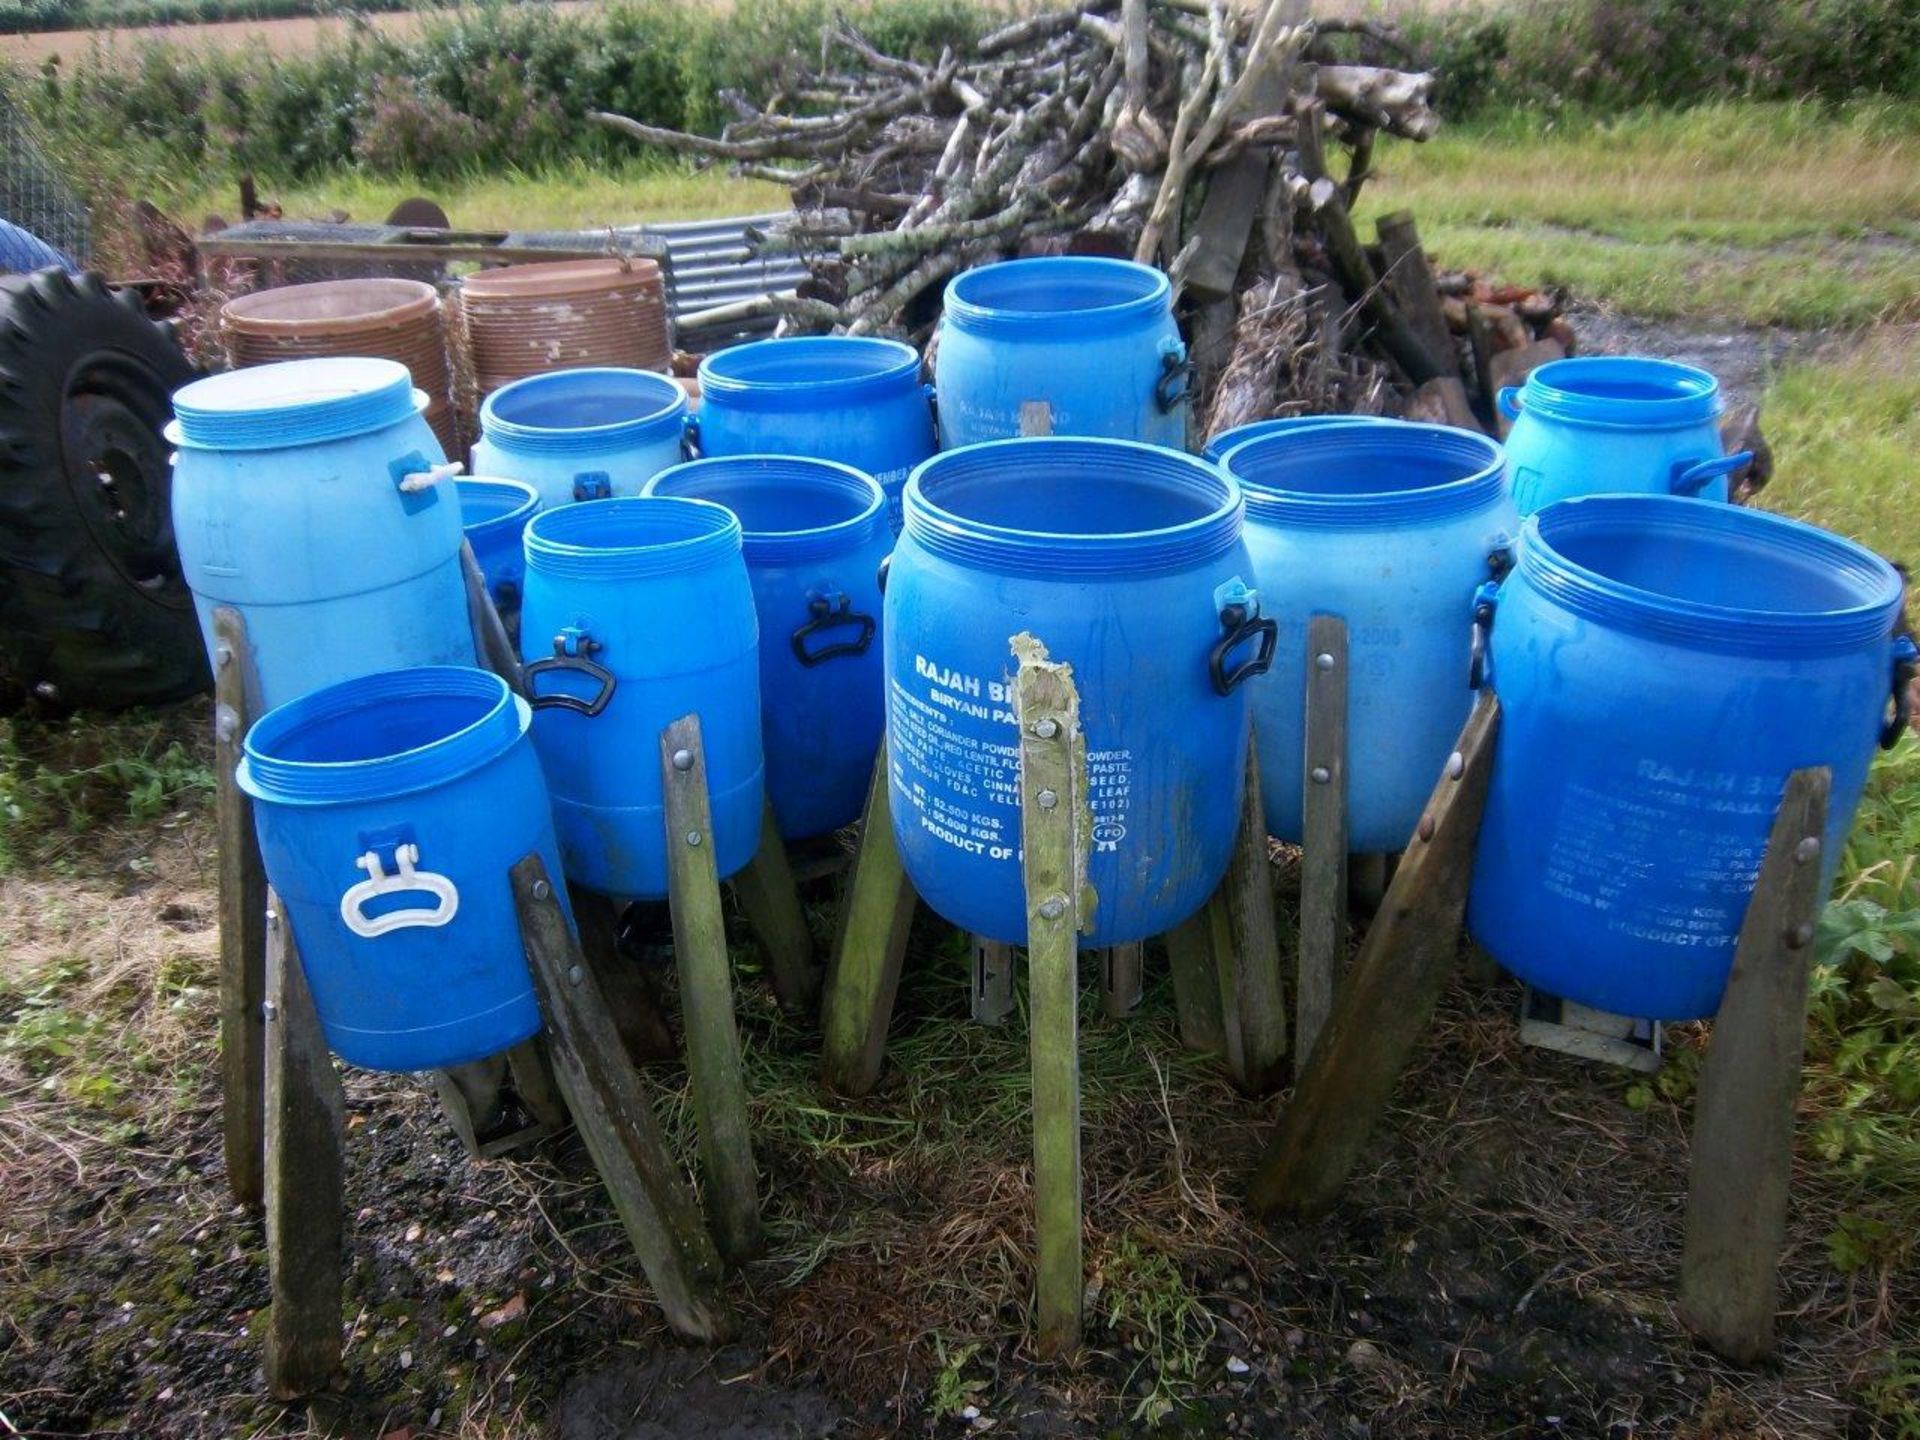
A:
[0,87,90,264]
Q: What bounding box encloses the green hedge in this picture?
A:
[10,0,989,181]
[1403,0,1920,114]
[0,0,416,37]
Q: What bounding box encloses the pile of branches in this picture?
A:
[596,0,1504,435]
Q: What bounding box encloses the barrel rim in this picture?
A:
[168,357,430,451]
[942,256,1171,338]
[697,335,922,408]
[902,436,1243,577]
[524,494,743,580]
[1518,355,1723,431]
[460,256,664,301]
[642,454,886,563]
[1518,494,1904,655]
[457,477,542,539]
[220,277,439,334]
[236,666,525,806]
[478,366,687,455]
[1219,421,1509,530]
[1200,413,1380,463]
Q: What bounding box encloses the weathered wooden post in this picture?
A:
[1297,613,1349,1068]
[1678,766,1830,1363]
[1013,634,1092,1359]
[660,714,765,1263]
[731,801,820,1015]
[213,606,266,1210]
[1248,693,1498,1219]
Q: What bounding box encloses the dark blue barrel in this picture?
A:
[693,337,935,529]
[458,477,540,611]
[1220,422,1516,851]
[1201,413,1380,462]
[169,357,472,711]
[934,257,1188,450]
[1499,357,1751,514]
[886,438,1271,945]
[520,497,764,899]
[237,666,564,1071]
[1469,495,1913,1019]
[643,456,889,839]
[472,367,689,507]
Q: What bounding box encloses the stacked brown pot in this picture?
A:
[458,258,670,398]
[221,278,459,454]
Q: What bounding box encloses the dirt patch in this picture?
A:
[1565,305,1822,404]
[552,1345,845,1440]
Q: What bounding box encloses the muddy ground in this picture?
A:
[3,318,1912,1440]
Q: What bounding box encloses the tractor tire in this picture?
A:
[0,267,207,712]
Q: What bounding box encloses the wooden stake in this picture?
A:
[659,716,764,1264]
[820,745,918,1096]
[461,539,524,694]
[1374,210,1457,380]
[1213,734,1289,1095]
[1098,942,1144,1019]
[971,935,1017,1026]
[213,606,266,1212]
[569,884,678,1066]
[1297,614,1349,1069]
[1013,634,1090,1360]
[1248,693,1499,1220]
[731,800,820,1015]
[513,855,735,1340]
[262,895,344,1399]
[1165,901,1227,1055]
[1679,767,1830,1364]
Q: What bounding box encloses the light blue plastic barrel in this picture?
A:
[472,367,689,507]
[693,337,936,531]
[1201,413,1380,463]
[1220,422,1516,851]
[934,257,1188,450]
[1469,495,1914,1019]
[520,496,764,899]
[643,456,889,840]
[458,477,540,612]
[237,666,565,1071]
[1499,357,1751,515]
[885,437,1272,945]
[169,357,472,712]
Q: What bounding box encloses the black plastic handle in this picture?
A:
[681,413,702,461]
[1155,348,1194,414]
[1883,642,1917,749]
[792,593,876,667]
[525,638,618,717]
[1209,601,1277,695]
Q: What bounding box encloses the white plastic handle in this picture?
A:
[398,459,464,494]
[339,844,460,938]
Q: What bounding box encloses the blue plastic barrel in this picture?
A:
[458,477,540,612]
[886,437,1272,945]
[694,337,936,530]
[1220,422,1516,851]
[169,357,472,711]
[472,367,689,507]
[1499,357,1751,515]
[520,496,764,899]
[643,456,889,840]
[1469,495,1913,1019]
[1201,413,1380,463]
[238,666,564,1071]
[934,257,1188,450]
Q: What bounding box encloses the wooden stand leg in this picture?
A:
[971,935,1017,1026]
[820,745,918,1096]
[1679,767,1830,1363]
[1298,614,1350,1069]
[1166,905,1227,1054]
[570,884,678,1065]
[730,800,820,1015]
[461,538,524,694]
[1213,732,1289,1095]
[513,856,735,1340]
[263,894,344,1399]
[660,717,764,1264]
[213,607,266,1210]
[1097,943,1144,1020]
[1013,636,1089,1359]
[1248,693,1499,1220]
